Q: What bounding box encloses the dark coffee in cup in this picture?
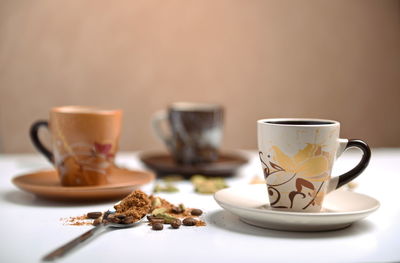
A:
[265,120,336,125]
[152,102,224,165]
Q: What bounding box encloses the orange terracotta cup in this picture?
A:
[30,106,122,186]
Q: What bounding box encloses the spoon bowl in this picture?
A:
[102,209,146,228]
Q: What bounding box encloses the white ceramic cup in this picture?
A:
[258,118,370,212]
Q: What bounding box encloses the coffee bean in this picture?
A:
[152,223,163,230]
[190,209,203,216]
[93,218,102,226]
[123,216,134,224]
[171,219,181,229]
[150,218,165,224]
[107,215,121,223]
[183,217,197,226]
[87,212,103,219]
[171,206,182,214]
[117,214,126,220]
[112,218,121,223]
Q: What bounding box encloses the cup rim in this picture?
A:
[51,106,122,115]
[257,118,339,127]
[169,102,223,112]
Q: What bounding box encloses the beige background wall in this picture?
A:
[0,0,399,153]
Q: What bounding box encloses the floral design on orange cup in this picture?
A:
[55,142,115,186]
[30,106,122,186]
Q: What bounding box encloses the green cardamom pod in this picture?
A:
[153,213,178,224]
[152,207,167,215]
[151,197,162,208]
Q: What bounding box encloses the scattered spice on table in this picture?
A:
[195,220,206,227]
[60,215,94,226]
[61,190,206,231]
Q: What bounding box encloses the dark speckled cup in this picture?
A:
[152,102,224,165]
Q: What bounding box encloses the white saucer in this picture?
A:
[214,184,379,232]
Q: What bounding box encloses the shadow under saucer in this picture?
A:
[1,190,116,207]
[206,210,375,239]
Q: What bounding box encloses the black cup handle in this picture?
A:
[30,120,53,163]
[334,139,371,189]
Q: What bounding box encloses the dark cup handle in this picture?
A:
[328,139,371,192]
[30,120,53,163]
[151,110,172,146]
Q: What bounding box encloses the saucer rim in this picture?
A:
[12,167,155,192]
[139,150,249,166]
[138,150,249,176]
[214,184,380,217]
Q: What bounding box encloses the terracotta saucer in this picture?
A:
[214,184,380,232]
[139,151,248,177]
[12,167,155,201]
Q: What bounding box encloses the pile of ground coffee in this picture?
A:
[113,190,151,222]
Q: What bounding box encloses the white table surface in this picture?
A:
[1,149,399,263]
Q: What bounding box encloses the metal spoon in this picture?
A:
[42,208,146,261]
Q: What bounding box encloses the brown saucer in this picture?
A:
[12,167,155,201]
[139,151,248,177]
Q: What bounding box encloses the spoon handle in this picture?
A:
[42,224,106,261]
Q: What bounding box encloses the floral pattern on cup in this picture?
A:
[55,142,114,186]
[259,144,332,211]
